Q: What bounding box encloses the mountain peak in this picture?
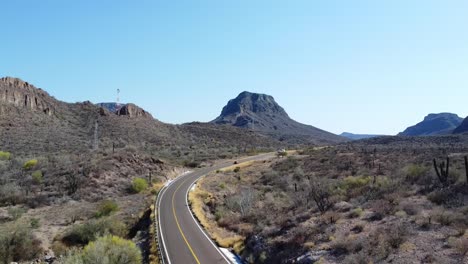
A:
[212,91,345,144]
[399,113,463,136]
[218,91,289,120]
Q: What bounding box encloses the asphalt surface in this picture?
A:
[157,153,275,264]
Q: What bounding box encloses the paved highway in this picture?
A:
[157,153,275,264]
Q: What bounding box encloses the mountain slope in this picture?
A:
[398,113,463,136]
[340,132,384,140]
[211,91,346,144]
[0,77,284,158]
[453,116,468,134]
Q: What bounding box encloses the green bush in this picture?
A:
[64,235,141,264]
[404,164,428,184]
[0,222,41,263]
[95,200,119,218]
[63,218,127,245]
[32,170,43,184]
[0,151,11,161]
[233,167,241,173]
[131,178,148,193]
[340,176,372,190]
[23,159,38,170]
[30,218,40,229]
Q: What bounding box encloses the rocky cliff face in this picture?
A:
[116,103,153,119]
[0,77,56,116]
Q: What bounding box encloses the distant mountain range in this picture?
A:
[398,113,463,136]
[211,91,346,144]
[340,132,385,140]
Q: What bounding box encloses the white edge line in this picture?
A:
[185,176,232,264]
[158,171,191,264]
[158,185,172,264]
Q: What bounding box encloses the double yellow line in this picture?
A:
[171,178,202,264]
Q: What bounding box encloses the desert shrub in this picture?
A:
[30,218,40,229]
[8,207,27,220]
[23,159,38,170]
[0,151,11,161]
[428,186,464,207]
[64,235,141,264]
[0,183,24,205]
[348,207,363,218]
[32,170,43,184]
[454,237,468,256]
[384,224,409,248]
[0,222,41,263]
[131,178,148,193]
[62,218,127,245]
[343,252,369,264]
[308,177,333,214]
[233,167,241,173]
[431,209,465,226]
[404,164,428,184]
[95,200,119,218]
[400,203,420,216]
[341,176,372,190]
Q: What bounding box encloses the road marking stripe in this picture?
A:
[172,177,202,264]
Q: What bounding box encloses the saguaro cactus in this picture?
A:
[464,156,468,185]
[433,157,450,185]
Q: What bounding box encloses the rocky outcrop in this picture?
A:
[116,103,152,118]
[0,77,56,115]
[211,91,346,144]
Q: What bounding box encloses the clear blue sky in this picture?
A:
[1,1,468,135]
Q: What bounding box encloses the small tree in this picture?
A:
[308,177,332,214]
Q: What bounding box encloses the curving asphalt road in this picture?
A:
[157,153,275,264]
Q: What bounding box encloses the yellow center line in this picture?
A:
[172,177,202,264]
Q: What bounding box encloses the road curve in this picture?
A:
[157,153,275,264]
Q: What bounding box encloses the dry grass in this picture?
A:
[219,160,255,172]
[188,183,244,252]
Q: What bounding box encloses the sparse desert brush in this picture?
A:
[0,151,11,160]
[0,221,42,263]
[403,164,428,184]
[62,217,127,245]
[31,170,43,184]
[95,200,119,218]
[64,235,141,264]
[23,159,38,170]
[131,178,148,193]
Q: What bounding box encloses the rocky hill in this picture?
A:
[398,113,463,136]
[211,91,346,144]
[0,77,287,159]
[453,115,468,134]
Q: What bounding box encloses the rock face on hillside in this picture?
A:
[116,103,152,118]
[0,77,56,115]
[211,91,345,144]
[97,102,122,113]
[453,116,468,134]
[398,113,463,136]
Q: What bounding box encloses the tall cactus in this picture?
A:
[433,157,450,185]
[464,156,468,185]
